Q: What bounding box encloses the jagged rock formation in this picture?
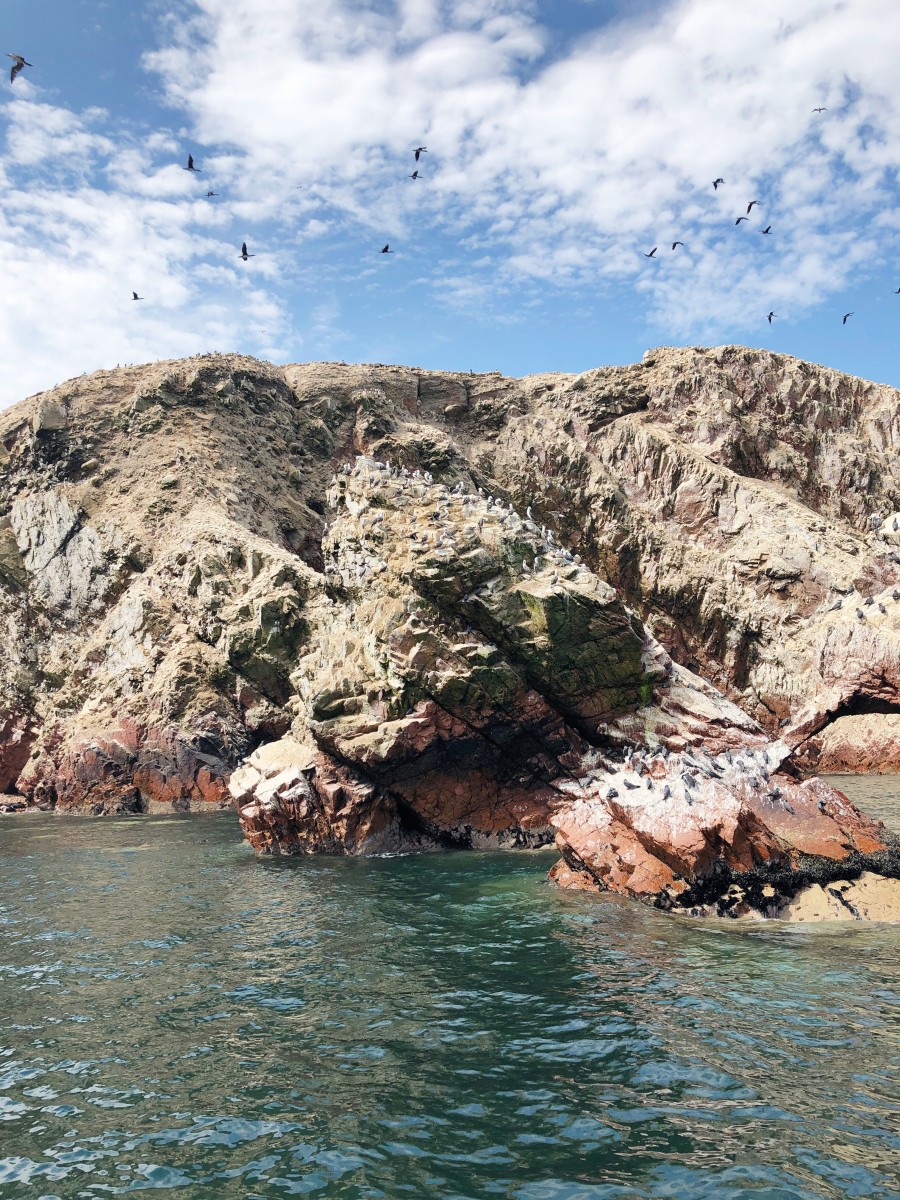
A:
[1,348,898,916]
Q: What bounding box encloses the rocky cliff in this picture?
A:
[1,348,898,917]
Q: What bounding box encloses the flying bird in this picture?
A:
[747,200,759,213]
[240,241,255,260]
[812,106,827,113]
[132,291,144,301]
[381,244,393,254]
[409,171,420,180]
[713,178,725,189]
[7,53,31,83]
[205,191,219,198]
[644,247,658,258]
[760,226,773,234]
[414,147,427,161]
[767,311,776,324]
[735,216,749,224]
[184,154,199,172]
[671,241,684,250]
[842,312,854,324]
[894,287,900,294]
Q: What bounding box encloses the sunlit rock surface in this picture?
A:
[1,348,898,917]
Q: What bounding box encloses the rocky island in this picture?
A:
[1,347,898,919]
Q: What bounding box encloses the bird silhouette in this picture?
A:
[713,178,725,189]
[812,106,827,113]
[746,200,759,213]
[6,53,31,83]
[184,154,199,172]
[671,241,684,250]
[894,287,900,294]
[132,291,144,301]
[735,216,749,224]
[767,311,776,324]
[760,226,773,234]
[414,147,427,161]
[644,247,658,258]
[842,312,854,324]
[381,244,393,254]
[240,241,255,260]
[409,171,420,180]
[205,191,219,198]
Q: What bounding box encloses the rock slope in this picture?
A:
[0,349,898,916]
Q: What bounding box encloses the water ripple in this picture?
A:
[0,805,898,1199]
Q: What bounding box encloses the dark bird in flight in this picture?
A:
[842,312,854,324]
[735,216,749,224]
[240,241,255,260]
[812,107,827,113]
[184,154,199,172]
[132,292,144,301]
[671,241,684,249]
[894,287,900,294]
[713,178,724,189]
[746,200,759,213]
[767,311,776,324]
[409,171,420,180]
[381,244,393,253]
[414,146,427,161]
[761,225,773,234]
[644,247,658,258]
[205,191,219,198]
[7,53,31,83]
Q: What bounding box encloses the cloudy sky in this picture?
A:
[1,0,899,406]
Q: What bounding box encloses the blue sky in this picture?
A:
[1,0,899,406]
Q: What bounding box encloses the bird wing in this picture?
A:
[241,242,248,255]
[10,61,20,83]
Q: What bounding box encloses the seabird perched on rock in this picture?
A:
[856,608,865,619]
[662,785,671,799]
[829,599,842,611]
[879,602,887,614]
[893,590,900,602]
[606,788,619,800]
[623,779,639,790]
[864,596,874,606]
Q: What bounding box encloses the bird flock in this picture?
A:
[4,52,894,331]
[634,105,892,327]
[4,51,428,303]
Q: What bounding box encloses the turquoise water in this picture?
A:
[0,797,898,1199]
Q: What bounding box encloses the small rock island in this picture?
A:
[1,346,898,919]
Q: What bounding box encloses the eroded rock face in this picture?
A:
[0,349,897,918]
[232,458,897,918]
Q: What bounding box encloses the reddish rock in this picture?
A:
[0,709,37,793]
[18,718,234,814]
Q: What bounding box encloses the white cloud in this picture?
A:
[1,0,900,405]
[142,0,900,316]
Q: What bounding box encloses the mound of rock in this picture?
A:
[0,349,898,918]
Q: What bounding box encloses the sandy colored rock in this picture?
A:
[0,348,896,918]
[779,873,900,921]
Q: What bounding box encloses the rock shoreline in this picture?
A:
[1,348,899,920]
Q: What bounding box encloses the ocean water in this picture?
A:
[0,784,898,1200]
